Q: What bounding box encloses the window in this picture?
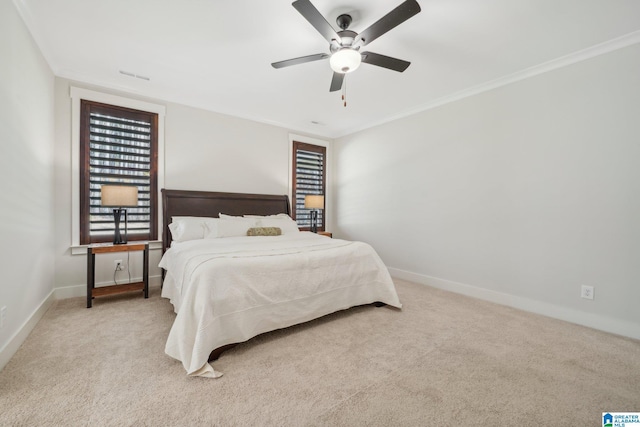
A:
[79,100,158,244]
[292,140,326,231]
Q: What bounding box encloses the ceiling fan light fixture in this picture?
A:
[330,48,361,74]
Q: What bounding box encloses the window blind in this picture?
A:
[80,100,158,244]
[292,141,326,230]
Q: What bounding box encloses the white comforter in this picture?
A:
[159,232,401,377]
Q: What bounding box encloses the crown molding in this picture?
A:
[338,30,640,139]
[11,0,60,75]
[11,0,640,141]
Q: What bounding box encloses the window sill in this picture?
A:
[70,240,163,255]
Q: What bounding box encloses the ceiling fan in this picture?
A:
[271,0,421,93]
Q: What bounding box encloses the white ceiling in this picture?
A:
[15,0,640,138]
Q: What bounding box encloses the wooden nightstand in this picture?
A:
[87,242,149,308]
[318,231,332,238]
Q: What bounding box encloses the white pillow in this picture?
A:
[257,217,300,234]
[205,218,257,238]
[169,216,213,242]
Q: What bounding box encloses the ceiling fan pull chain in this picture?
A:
[343,76,347,107]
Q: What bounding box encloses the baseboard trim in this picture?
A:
[0,290,56,373]
[8,270,634,374]
[1,275,164,372]
[53,275,163,299]
[388,267,640,341]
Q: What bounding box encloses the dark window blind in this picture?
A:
[80,100,158,244]
[292,141,326,230]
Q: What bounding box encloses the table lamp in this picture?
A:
[101,185,138,244]
[304,195,324,233]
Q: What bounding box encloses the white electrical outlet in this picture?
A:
[114,260,124,271]
[0,306,6,329]
[581,285,594,300]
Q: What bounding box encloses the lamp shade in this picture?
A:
[304,195,324,210]
[329,48,361,74]
[101,185,138,207]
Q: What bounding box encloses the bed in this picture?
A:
[159,189,402,377]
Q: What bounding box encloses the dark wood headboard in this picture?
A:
[161,189,291,252]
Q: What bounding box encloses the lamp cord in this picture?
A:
[112,248,132,285]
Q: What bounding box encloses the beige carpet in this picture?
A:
[0,279,638,426]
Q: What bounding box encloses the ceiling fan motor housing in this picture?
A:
[330,30,359,53]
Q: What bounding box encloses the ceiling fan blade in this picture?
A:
[361,51,411,72]
[292,0,341,44]
[329,72,344,92]
[355,0,421,47]
[271,53,329,69]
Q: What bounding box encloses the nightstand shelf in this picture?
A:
[91,282,145,298]
[87,242,149,308]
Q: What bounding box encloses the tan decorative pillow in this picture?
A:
[246,227,282,236]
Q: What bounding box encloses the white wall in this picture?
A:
[53,78,320,293]
[0,0,55,367]
[334,43,640,339]
[164,103,290,193]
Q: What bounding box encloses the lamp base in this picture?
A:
[112,208,128,245]
[311,210,318,233]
